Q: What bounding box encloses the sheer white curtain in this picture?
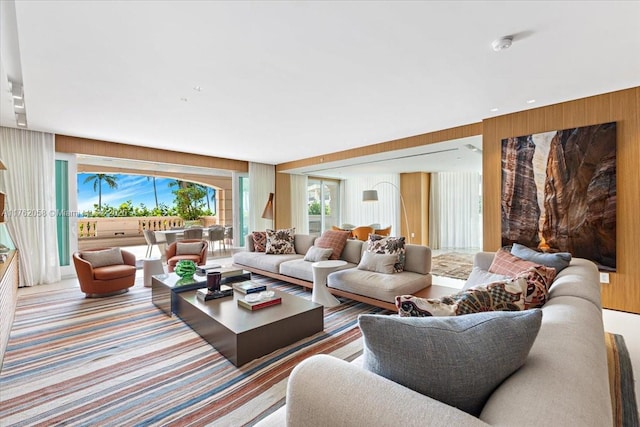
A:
[248,162,275,232]
[429,171,482,250]
[0,127,61,286]
[342,174,401,235]
[289,174,308,234]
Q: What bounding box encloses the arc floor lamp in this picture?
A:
[362,181,411,243]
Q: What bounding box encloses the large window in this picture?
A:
[307,178,340,236]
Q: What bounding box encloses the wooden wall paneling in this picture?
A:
[275,173,292,229]
[483,87,639,314]
[56,135,248,173]
[421,173,430,246]
[400,173,423,244]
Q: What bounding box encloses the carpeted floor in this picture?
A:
[2,276,636,426]
[430,252,475,280]
[606,332,639,427]
[0,276,390,426]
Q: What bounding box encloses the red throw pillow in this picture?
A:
[489,249,539,277]
[252,231,267,252]
[314,230,351,260]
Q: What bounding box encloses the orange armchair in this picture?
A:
[73,248,136,297]
[166,239,208,272]
[374,226,392,236]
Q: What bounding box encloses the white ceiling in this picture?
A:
[1,1,639,169]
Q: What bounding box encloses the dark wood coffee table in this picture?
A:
[174,288,323,366]
[152,267,251,316]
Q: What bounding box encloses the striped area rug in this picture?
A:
[0,276,390,426]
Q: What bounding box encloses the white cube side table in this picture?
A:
[311,260,346,307]
[143,258,165,287]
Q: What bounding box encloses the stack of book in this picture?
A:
[237,295,282,311]
[232,281,266,294]
[195,264,223,276]
[196,285,233,301]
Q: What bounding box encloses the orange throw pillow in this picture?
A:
[314,230,351,260]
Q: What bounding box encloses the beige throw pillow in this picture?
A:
[81,247,124,268]
[176,242,203,255]
[357,251,398,274]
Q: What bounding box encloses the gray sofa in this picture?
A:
[256,251,612,427]
[232,233,432,310]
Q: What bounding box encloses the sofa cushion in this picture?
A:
[341,239,364,264]
[81,247,124,268]
[303,246,333,262]
[488,249,545,276]
[315,230,351,260]
[233,251,302,274]
[176,242,203,255]
[516,265,557,309]
[357,251,397,274]
[328,269,429,303]
[511,243,572,273]
[403,244,431,275]
[396,278,527,317]
[359,310,542,417]
[366,235,406,272]
[280,258,354,283]
[294,234,316,255]
[252,231,267,252]
[265,228,296,255]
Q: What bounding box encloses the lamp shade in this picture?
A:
[0,159,6,170]
[362,190,379,202]
[261,193,274,220]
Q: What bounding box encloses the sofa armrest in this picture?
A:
[473,251,495,271]
[285,355,489,427]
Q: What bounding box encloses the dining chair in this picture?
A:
[184,228,203,240]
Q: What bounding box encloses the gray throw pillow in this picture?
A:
[511,243,571,273]
[359,309,542,417]
[176,242,203,255]
[463,266,510,290]
[303,246,334,262]
[357,251,397,274]
[81,247,124,268]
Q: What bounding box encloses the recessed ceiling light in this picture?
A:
[193,86,203,92]
[526,99,536,104]
[490,107,499,112]
[180,97,188,102]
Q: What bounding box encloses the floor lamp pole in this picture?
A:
[373,181,411,244]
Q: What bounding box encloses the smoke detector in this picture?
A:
[492,36,513,51]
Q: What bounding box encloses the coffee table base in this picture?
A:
[175,290,323,366]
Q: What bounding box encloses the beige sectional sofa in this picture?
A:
[255,251,612,427]
[232,233,432,310]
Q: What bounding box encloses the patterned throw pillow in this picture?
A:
[251,231,267,252]
[516,265,557,309]
[265,228,296,255]
[488,249,539,276]
[396,278,527,317]
[314,229,351,260]
[367,235,406,272]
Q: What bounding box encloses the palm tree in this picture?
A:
[83,173,119,210]
[147,176,159,208]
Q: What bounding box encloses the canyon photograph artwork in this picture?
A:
[501,122,617,271]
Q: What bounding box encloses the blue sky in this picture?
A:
[77,174,180,212]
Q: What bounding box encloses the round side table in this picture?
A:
[143,258,165,287]
[311,260,346,307]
